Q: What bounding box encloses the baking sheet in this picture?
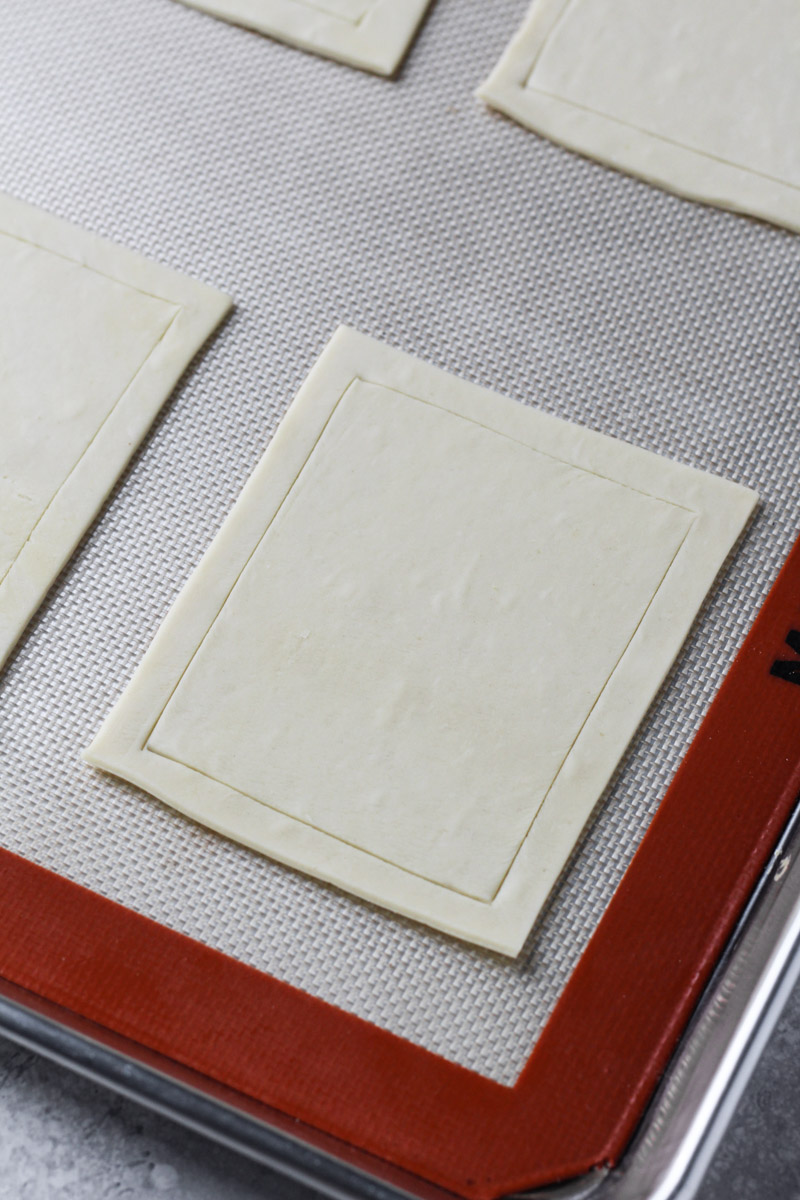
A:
[1,0,799,1086]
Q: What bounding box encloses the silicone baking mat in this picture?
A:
[2,0,800,1092]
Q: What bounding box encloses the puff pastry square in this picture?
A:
[86,327,756,955]
[479,0,800,234]
[174,0,433,75]
[0,193,231,671]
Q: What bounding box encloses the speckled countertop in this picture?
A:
[1,977,799,1200]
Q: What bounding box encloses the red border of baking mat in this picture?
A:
[4,530,800,1199]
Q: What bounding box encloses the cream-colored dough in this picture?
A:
[173,0,433,76]
[85,327,756,955]
[478,0,800,234]
[0,193,231,672]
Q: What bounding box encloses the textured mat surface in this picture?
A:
[1,0,799,1086]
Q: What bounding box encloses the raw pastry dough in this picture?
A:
[85,327,756,955]
[0,193,231,672]
[479,0,800,234]
[173,0,433,76]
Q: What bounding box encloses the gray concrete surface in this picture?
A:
[1,979,799,1200]
[700,974,800,1200]
[0,1041,321,1200]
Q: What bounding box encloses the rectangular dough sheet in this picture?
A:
[478,0,800,234]
[0,193,231,672]
[172,0,433,75]
[85,326,757,955]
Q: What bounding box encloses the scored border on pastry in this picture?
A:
[172,0,433,76]
[478,0,800,234]
[85,326,756,955]
[0,192,231,674]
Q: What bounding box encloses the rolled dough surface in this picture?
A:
[172,0,433,76]
[85,326,757,955]
[478,0,800,234]
[0,193,231,672]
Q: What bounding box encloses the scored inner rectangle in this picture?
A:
[526,0,800,189]
[147,379,691,902]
